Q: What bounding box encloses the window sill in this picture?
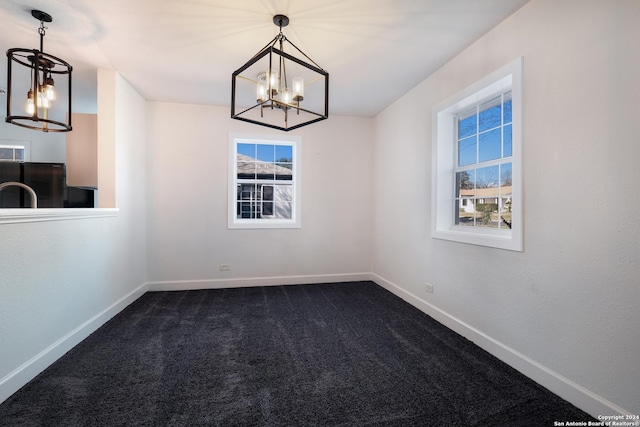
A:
[433,227,522,252]
[0,208,119,224]
[228,219,301,229]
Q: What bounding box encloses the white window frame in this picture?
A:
[432,57,523,251]
[228,133,301,229]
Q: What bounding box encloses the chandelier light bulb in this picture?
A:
[281,87,293,105]
[25,87,50,115]
[292,77,304,102]
[43,75,56,100]
[268,70,279,96]
[37,91,50,109]
[257,80,268,102]
[26,90,35,115]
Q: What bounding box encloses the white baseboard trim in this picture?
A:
[0,282,148,404]
[146,272,373,292]
[370,273,631,419]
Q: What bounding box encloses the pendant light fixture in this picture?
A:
[6,10,73,132]
[231,15,329,132]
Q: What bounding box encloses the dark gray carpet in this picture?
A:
[0,281,594,426]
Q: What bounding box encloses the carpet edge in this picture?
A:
[0,282,148,404]
[369,273,632,419]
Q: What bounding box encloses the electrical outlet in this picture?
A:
[219,264,230,271]
[424,283,434,294]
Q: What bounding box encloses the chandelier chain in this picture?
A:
[38,22,47,36]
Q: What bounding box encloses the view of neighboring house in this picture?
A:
[458,185,512,213]
[457,185,512,228]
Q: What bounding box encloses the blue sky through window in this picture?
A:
[476,165,499,188]
[501,163,512,186]
[479,128,501,162]
[458,137,477,166]
[457,91,512,168]
[479,101,501,132]
[503,124,512,157]
[257,144,274,162]
[237,143,256,158]
[276,145,293,163]
[237,143,293,164]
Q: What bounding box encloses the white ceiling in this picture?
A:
[0,0,530,117]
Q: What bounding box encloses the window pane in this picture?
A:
[476,165,499,192]
[237,143,256,158]
[0,148,13,160]
[276,162,293,170]
[456,170,474,198]
[503,91,512,124]
[500,162,513,229]
[262,185,273,201]
[239,202,253,218]
[503,124,512,157]
[478,128,502,162]
[458,136,476,166]
[458,111,477,139]
[262,202,274,216]
[256,162,274,180]
[274,184,293,202]
[456,199,475,226]
[237,161,256,179]
[477,200,499,228]
[500,197,512,229]
[257,144,275,162]
[275,163,293,180]
[479,96,502,132]
[500,163,512,188]
[476,160,499,229]
[274,202,292,219]
[275,145,293,163]
[239,183,255,200]
[15,149,24,161]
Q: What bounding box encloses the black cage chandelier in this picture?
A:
[6,10,73,132]
[231,15,328,132]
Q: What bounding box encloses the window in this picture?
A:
[432,58,522,251]
[455,92,512,229]
[0,144,26,162]
[228,133,301,229]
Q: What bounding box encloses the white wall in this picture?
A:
[0,71,147,402]
[371,0,639,416]
[146,103,373,288]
